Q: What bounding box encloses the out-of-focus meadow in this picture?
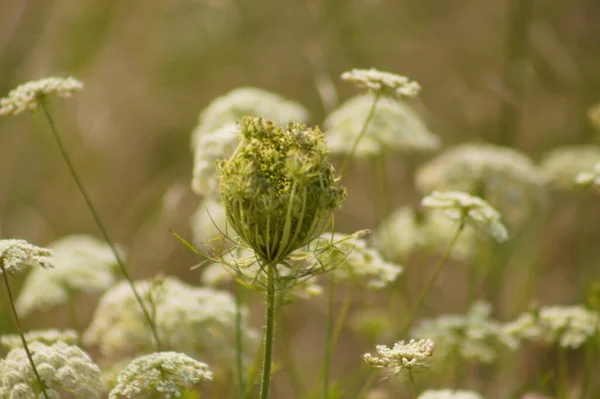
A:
[1,0,600,398]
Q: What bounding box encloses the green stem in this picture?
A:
[1,261,50,399]
[259,262,277,399]
[245,336,265,398]
[235,284,246,399]
[356,370,377,399]
[323,276,335,399]
[558,347,569,399]
[39,101,162,351]
[579,341,594,399]
[400,223,464,335]
[340,92,381,175]
[408,370,417,399]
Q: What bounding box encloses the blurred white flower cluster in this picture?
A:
[576,162,600,191]
[109,352,212,399]
[1,329,78,350]
[418,389,484,399]
[16,234,120,316]
[84,277,258,362]
[363,338,435,374]
[374,206,477,263]
[412,302,514,363]
[341,68,421,98]
[416,143,547,228]
[0,341,102,398]
[324,94,440,158]
[422,191,509,242]
[0,77,83,116]
[0,239,53,275]
[504,305,599,348]
[539,145,600,191]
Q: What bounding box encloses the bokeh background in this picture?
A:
[1,0,600,398]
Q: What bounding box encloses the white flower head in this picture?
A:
[422,191,509,242]
[363,339,435,374]
[341,68,421,98]
[84,277,259,362]
[576,162,600,191]
[505,305,599,349]
[0,77,83,116]
[0,239,53,275]
[109,352,212,399]
[314,232,403,289]
[190,197,228,254]
[1,329,78,350]
[325,94,440,158]
[539,146,600,191]
[418,389,484,399]
[191,87,309,151]
[0,341,102,398]
[416,143,547,228]
[16,234,120,316]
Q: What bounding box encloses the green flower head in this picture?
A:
[219,117,346,264]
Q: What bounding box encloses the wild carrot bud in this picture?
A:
[341,68,420,98]
[109,352,212,399]
[363,339,435,374]
[219,117,346,264]
[0,77,82,116]
[422,191,509,242]
[418,390,484,399]
[0,239,53,275]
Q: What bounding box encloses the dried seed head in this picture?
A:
[0,77,82,116]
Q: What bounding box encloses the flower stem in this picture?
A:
[322,276,335,399]
[39,101,162,351]
[400,223,464,334]
[0,261,50,399]
[340,92,381,176]
[558,347,569,399]
[259,262,277,399]
[407,370,417,399]
[235,284,246,399]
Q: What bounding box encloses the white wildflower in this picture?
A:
[1,329,78,350]
[325,94,440,158]
[505,305,599,349]
[109,352,212,399]
[191,197,228,253]
[16,234,119,316]
[0,239,53,275]
[363,339,435,374]
[422,191,509,242]
[418,389,484,399]
[191,87,309,151]
[416,143,546,228]
[0,77,83,116]
[341,68,421,98]
[315,233,402,289]
[576,162,600,190]
[84,277,259,362]
[539,146,600,190]
[412,301,515,363]
[0,341,102,398]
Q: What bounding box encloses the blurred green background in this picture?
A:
[1,0,600,397]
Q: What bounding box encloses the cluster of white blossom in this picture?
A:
[504,305,599,348]
[341,68,421,98]
[324,94,440,158]
[363,339,435,374]
[109,352,212,399]
[422,191,509,242]
[0,239,53,275]
[539,145,600,191]
[418,389,484,399]
[190,86,309,151]
[576,162,600,191]
[1,329,78,350]
[374,206,477,262]
[416,143,547,228]
[0,77,83,116]
[16,234,119,316]
[0,341,102,398]
[84,277,258,362]
[412,302,515,363]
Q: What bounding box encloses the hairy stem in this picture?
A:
[259,262,277,399]
[340,92,381,175]
[235,284,246,399]
[39,101,162,351]
[1,261,50,399]
[400,223,464,334]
